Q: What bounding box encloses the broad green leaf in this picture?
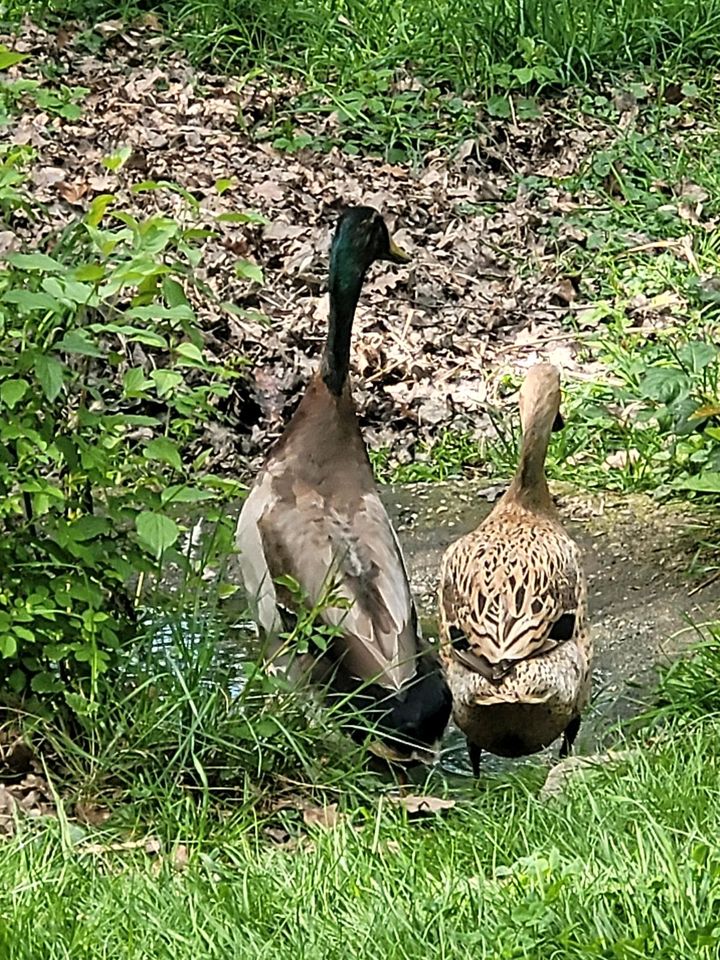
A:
[64,691,98,716]
[32,493,50,516]
[254,717,279,738]
[69,580,104,605]
[71,263,106,282]
[86,193,116,228]
[143,436,183,472]
[175,342,204,364]
[0,47,27,70]
[640,367,689,403]
[672,473,720,493]
[162,277,188,308]
[58,330,104,357]
[53,279,95,305]
[131,179,162,192]
[5,252,63,273]
[111,210,139,230]
[513,66,535,84]
[8,669,25,692]
[126,304,194,322]
[516,97,541,120]
[123,367,152,397]
[34,354,65,401]
[66,516,110,541]
[136,511,180,555]
[217,583,239,599]
[161,484,215,505]
[234,260,264,284]
[680,341,718,373]
[91,323,168,348]
[0,635,17,658]
[0,378,29,409]
[486,95,511,118]
[2,289,60,311]
[31,671,63,693]
[214,177,236,194]
[151,369,183,397]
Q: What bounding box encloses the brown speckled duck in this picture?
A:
[236,207,451,761]
[438,364,592,776]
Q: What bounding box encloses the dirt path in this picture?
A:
[382,481,719,772]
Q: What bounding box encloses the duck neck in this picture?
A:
[509,415,553,510]
[321,249,365,396]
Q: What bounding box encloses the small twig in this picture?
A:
[688,571,720,597]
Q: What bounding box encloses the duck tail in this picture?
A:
[335,654,451,760]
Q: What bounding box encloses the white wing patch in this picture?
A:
[235,473,283,635]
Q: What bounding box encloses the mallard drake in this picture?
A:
[236,206,451,761]
[438,364,592,776]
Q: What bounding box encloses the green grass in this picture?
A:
[1,715,720,958]
[26,0,720,94]
[8,0,720,165]
[13,607,383,840]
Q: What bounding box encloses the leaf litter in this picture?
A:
[0,18,634,476]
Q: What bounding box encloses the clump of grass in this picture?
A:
[649,622,720,723]
[13,600,376,838]
[371,430,483,484]
[15,0,720,96]
[2,716,720,958]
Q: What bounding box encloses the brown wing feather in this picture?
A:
[236,464,419,691]
[440,509,585,667]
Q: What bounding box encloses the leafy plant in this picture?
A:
[0,146,244,709]
[637,339,720,492]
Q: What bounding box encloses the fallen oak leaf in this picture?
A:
[75,800,112,826]
[549,276,579,306]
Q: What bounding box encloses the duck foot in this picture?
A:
[468,741,482,778]
[559,716,581,759]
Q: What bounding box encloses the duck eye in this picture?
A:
[549,613,575,641]
[449,625,470,652]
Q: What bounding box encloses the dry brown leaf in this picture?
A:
[173,843,189,869]
[0,20,621,479]
[75,801,112,826]
[540,750,634,800]
[302,803,340,829]
[604,449,640,469]
[58,181,89,204]
[390,794,456,816]
[31,165,66,188]
[94,19,125,37]
[549,277,578,306]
